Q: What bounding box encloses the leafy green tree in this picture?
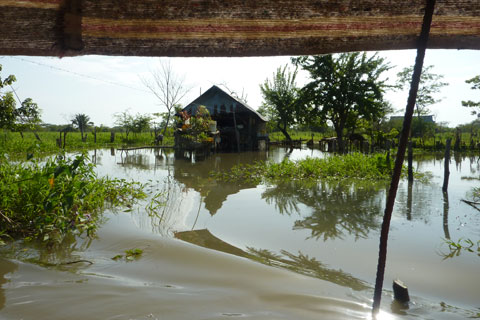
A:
[114,109,134,138]
[293,52,391,152]
[71,113,92,141]
[0,65,41,133]
[462,75,480,115]
[396,65,448,118]
[260,65,302,142]
[131,114,152,136]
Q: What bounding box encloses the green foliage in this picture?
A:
[0,64,42,131]
[176,105,214,143]
[212,153,396,184]
[0,131,175,155]
[0,153,146,243]
[293,52,392,151]
[260,65,302,142]
[112,248,144,261]
[462,75,480,115]
[114,109,153,140]
[441,238,480,259]
[71,113,91,141]
[396,65,448,117]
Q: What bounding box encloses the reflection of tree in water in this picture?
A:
[145,166,189,235]
[0,233,93,272]
[174,228,368,291]
[247,247,369,291]
[0,258,18,309]
[262,180,386,240]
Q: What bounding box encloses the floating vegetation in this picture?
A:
[0,153,146,244]
[212,153,427,184]
[440,238,480,259]
[112,248,144,262]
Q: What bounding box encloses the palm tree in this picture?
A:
[71,113,91,141]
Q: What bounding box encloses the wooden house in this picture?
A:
[182,85,268,152]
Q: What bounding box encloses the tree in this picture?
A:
[114,109,134,138]
[71,113,91,141]
[260,65,302,142]
[293,52,391,152]
[114,109,152,139]
[130,114,152,136]
[142,60,190,136]
[461,75,480,115]
[0,65,41,133]
[396,65,448,118]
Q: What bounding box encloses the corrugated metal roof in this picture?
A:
[184,85,267,122]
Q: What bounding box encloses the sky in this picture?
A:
[0,49,479,128]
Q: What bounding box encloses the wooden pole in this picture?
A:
[442,138,451,193]
[408,140,413,182]
[233,105,240,152]
[372,0,436,316]
[443,191,451,240]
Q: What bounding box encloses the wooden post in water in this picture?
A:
[372,0,435,315]
[408,140,413,182]
[442,138,451,193]
[443,191,451,239]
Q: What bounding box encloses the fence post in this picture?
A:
[442,138,451,193]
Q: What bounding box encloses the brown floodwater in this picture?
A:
[1,148,479,319]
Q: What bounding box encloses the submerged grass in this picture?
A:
[212,152,425,184]
[0,153,146,244]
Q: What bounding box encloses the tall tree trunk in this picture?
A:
[334,124,345,153]
[163,112,171,136]
[278,122,292,142]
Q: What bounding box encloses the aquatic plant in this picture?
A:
[0,153,146,243]
[440,238,480,259]
[212,153,399,184]
[112,248,144,261]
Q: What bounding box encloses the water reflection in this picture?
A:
[173,152,266,215]
[175,228,369,291]
[262,180,387,240]
[0,258,17,310]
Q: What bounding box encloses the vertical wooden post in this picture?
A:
[63,131,67,149]
[442,138,451,193]
[372,0,436,315]
[408,140,413,182]
[443,191,450,239]
[233,105,240,152]
[93,127,97,143]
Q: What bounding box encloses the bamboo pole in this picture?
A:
[372,0,436,316]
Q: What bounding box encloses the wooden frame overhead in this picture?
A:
[1,0,480,57]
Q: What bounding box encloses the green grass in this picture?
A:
[0,130,174,156]
[268,131,327,142]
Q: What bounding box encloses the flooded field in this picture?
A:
[1,147,479,319]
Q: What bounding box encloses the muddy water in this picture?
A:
[1,148,479,319]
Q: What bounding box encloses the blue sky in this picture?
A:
[0,49,479,127]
